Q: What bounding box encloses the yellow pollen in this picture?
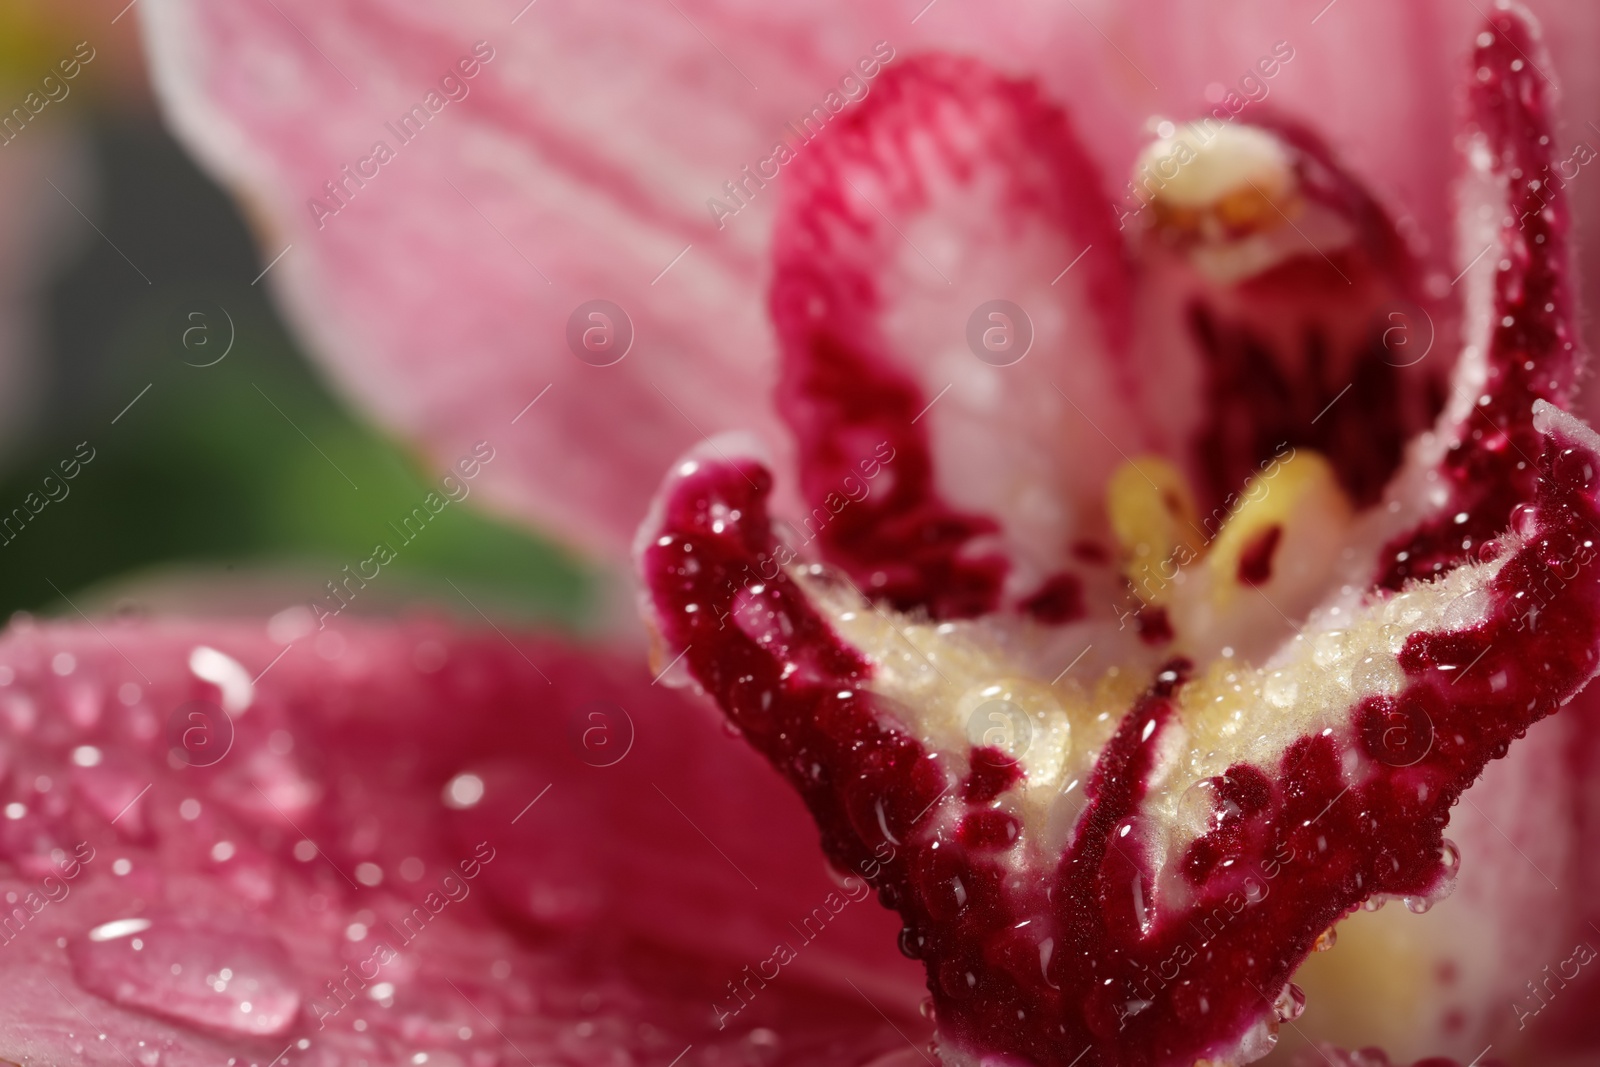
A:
[1205,450,1351,606]
[1106,456,1203,606]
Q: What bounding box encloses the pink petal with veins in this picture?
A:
[138,0,1600,561]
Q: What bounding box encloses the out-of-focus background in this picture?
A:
[0,0,590,627]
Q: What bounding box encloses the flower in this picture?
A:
[630,5,1600,1066]
[0,2,1596,1067]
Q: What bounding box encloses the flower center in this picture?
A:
[1106,448,1355,664]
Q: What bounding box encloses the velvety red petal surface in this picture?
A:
[636,398,1600,1067]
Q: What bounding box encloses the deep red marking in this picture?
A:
[1137,605,1174,646]
[1072,540,1111,565]
[958,808,1021,850]
[1237,524,1283,587]
[1378,12,1580,589]
[963,747,1023,803]
[1020,572,1086,624]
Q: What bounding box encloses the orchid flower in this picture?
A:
[4,2,1600,1067]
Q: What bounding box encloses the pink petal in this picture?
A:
[141,0,1600,562]
[1274,16,1600,1058]
[1284,707,1588,1063]
[0,615,922,1065]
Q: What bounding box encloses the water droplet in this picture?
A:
[89,918,152,942]
[442,773,485,810]
[1272,982,1306,1022]
[1176,778,1225,837]
[68,919,300,1036]
[1313,926,1337,952]
[1262,671,1299,709]
[1350,654,1402,696]
[918,996,935,1019]
[188,646,254,714]
[1510,502,1540,538]
[1552,446,1597,492]
[1235,1014,1279,1060]
[1403,895,1433,914]
[936,960,977,999]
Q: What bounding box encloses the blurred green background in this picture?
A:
[2,99,592,625]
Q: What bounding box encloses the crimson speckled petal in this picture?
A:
[635,401,1600,1066]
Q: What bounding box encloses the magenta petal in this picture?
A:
[0,616,921,1065]
[1378,7,1581,590]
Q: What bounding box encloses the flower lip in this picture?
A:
[638,399,1600,1067]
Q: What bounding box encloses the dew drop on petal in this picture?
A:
[68,920,300,1036]
[1509,502,1540,538]
[442,773,485,810]
[1272,982,1306,1022]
